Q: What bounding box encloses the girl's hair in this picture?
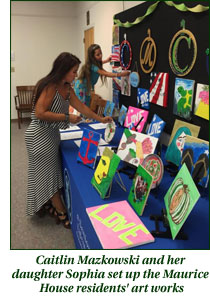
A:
[78,44,106,94]
[33,52,81,105]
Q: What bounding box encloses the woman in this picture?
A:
[25,52,112,229]
[74,44,130,107]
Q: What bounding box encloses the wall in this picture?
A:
[11,1,144,119]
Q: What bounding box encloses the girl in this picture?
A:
[74,44,130,107]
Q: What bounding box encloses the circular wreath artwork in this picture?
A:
[169,20,197,77]
[104,122,116,143]
[130,71,140,88]
[142,154,164,189]
[120,40,132,70]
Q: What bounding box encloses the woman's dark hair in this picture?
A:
[78,44,106,94]
[33,52,81,105]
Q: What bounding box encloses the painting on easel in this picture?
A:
[124,106,149,133]
[180,135,209,188]
[128,164,153,216]
[164,163,200,240]
[165,119,200,167]
[194,83,209,120]
[91,147,121,199]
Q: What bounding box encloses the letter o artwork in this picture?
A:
[120,39,132,70]
[169,19,197,77]
[140,28,157,74]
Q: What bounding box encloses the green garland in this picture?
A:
[113,1,209,28]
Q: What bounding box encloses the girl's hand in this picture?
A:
[121,70,130,77]
[100,116,113,123]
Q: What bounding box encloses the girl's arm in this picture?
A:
[102,55,112,64]
[35,85,67,122]
[69,87,112,124]
[98,68,130,78]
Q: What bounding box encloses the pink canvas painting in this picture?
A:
[124,106,149,133]
[86,200,154,249]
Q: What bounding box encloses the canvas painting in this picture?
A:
[77,128,101,169]
[165,119,200,166]
[124,106,149,133]
[117,128,158,167]
[194,83,209,120]
[146,114,165,139]
[86,200,155,249]
[180,135,209,188]
[104,101,115,117]
[69,105,80,116]
[142,154,164,189]
[149,72,169,107]
[118,105,128,126]
[128,164,153,216]
[137,88,150,110]
[164,163,200,240]
[112,66,122,91]
[173,78,195,120]
[121,72,131,96]
[91,147,121,199]
[111,45,120,62]
[113,89,120,109]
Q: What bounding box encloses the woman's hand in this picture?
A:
[69,114,82,124]
[100,116,113,123]
[121,70,130,77]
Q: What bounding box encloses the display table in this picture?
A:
[60,122,209,249]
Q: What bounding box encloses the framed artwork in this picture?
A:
[146,114,165,139]
[113,89,120,109]
[77,128,101,169]
[180,135,209,188]
[165,119,200,166]
[164,163,200,240]
[121,72,131,96]
[91,147,121,199]
[117,128,158,167]
[104,122,116,143]
[86,200,155,249]
[194,83,209,120]
[118,105,127,126]
[124,106,149,133]
[137,88,150,110]
[149,72,169,107]
[104,101,115,117]
[173,78,195,120]
[128,164,153,216]
[111,45,120,62]
[142,154,164,189]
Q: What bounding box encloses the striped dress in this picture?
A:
[25,89,69,216]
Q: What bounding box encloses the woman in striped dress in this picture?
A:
[25,52,112,228]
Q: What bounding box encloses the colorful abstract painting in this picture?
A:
[165,119,200,166]
[180,135,209,188]
[77,128,101,169]
[91,147,120,199]
[113,89,120,109]
[173,78,195,120]
[164,163,200,240]
[149,72,169,107]
[194,83,209,120]
[137,88,150,109]
[146,114,165,139]
[142,154,164,189]
[124,106,149,133]
[128,164,153,216]
[118,105,128,126]
[104,101,115,117]
[117,128,158,167]
[121,72,131,96]
[86,200,155,249]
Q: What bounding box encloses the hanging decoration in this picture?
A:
[130,61,140,88]
[140,28,157,74]
[120,39,132,70]
[113,1,209,28]
[206,48,209,75]
[168,20,197,77]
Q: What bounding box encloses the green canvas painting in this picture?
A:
[128,164,153,216]
[164,163,200,240]
[91,147,121,199]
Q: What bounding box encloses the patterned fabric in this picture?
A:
[74,64,100,107]
[25,89,69,215]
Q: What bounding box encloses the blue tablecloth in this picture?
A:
[60,122,209,249]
